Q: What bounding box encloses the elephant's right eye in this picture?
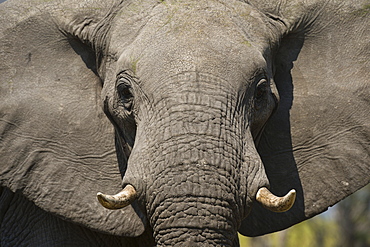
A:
[255,78,269,101]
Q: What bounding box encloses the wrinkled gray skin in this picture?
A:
[0,0,369,246]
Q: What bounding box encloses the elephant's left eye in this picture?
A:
[118,83,132,98]
[117,80,134,111]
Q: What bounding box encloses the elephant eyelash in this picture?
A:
[116,71,133,83]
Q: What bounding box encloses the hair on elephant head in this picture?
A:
[0,0,369,246]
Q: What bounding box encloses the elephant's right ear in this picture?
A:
[240,1,370,236]
[0,1,146,237]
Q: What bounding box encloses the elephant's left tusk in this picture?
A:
[256,187,296,213]
[97,184,137,210]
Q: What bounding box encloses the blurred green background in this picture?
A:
[239,184,370,247]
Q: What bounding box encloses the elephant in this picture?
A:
[0,0,369,246]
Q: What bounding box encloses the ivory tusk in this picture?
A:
[256,187,296,213]
[97,184,137,210]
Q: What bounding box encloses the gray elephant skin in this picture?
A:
[0,0,369,246]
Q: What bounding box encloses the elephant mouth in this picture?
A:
[97,184,296,213]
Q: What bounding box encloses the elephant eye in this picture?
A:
[117,77,134,111]
[117,82,132,98]
[255,78,268,100]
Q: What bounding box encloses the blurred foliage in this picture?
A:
[336,184,370,247]
[239,184,370,247]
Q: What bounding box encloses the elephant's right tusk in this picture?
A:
[256,187,296,213]
[97,184,137,210]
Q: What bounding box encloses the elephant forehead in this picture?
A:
[113,0,271,43]
[113,0,270,82]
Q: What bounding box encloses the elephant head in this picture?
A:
[0,0,369,246]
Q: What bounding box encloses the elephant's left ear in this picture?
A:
[240,1,370,236]
[0,2,145,237]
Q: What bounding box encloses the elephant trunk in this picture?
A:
[140,92,248,245]
[153,200,238,246]
[147,163,241,246]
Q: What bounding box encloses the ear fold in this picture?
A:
[0,3,145,236]
[240,1,370,236]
